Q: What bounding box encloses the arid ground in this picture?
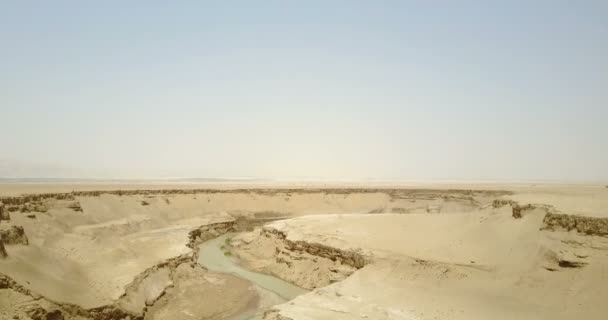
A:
[1,183,607,319]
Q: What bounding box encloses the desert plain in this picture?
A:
[0,182,607,320]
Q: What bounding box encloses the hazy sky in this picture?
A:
[1,1,607,181]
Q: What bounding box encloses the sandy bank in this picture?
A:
[233,206,608,319]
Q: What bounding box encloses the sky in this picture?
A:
[1,1,607,182]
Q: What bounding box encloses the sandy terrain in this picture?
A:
[0,183,606,319]
[235,212,608,319]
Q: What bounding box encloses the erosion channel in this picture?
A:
[197,233,308,319]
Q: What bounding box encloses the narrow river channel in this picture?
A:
[197,233,308,319]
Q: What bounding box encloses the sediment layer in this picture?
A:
[232,225,370,290]
[0,188,510,214]
[188,221,238,249]
[0,225,29,245]
[542,213,608,236]
[263,228,369,269]
[0,239,6,258]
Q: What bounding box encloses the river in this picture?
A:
[197,233,308,319]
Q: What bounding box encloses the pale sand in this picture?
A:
[0,183,606,319]
[237,212,607,319]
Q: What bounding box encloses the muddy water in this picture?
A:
[197,233,307,319]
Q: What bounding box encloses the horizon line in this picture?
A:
[0,177,606,185]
